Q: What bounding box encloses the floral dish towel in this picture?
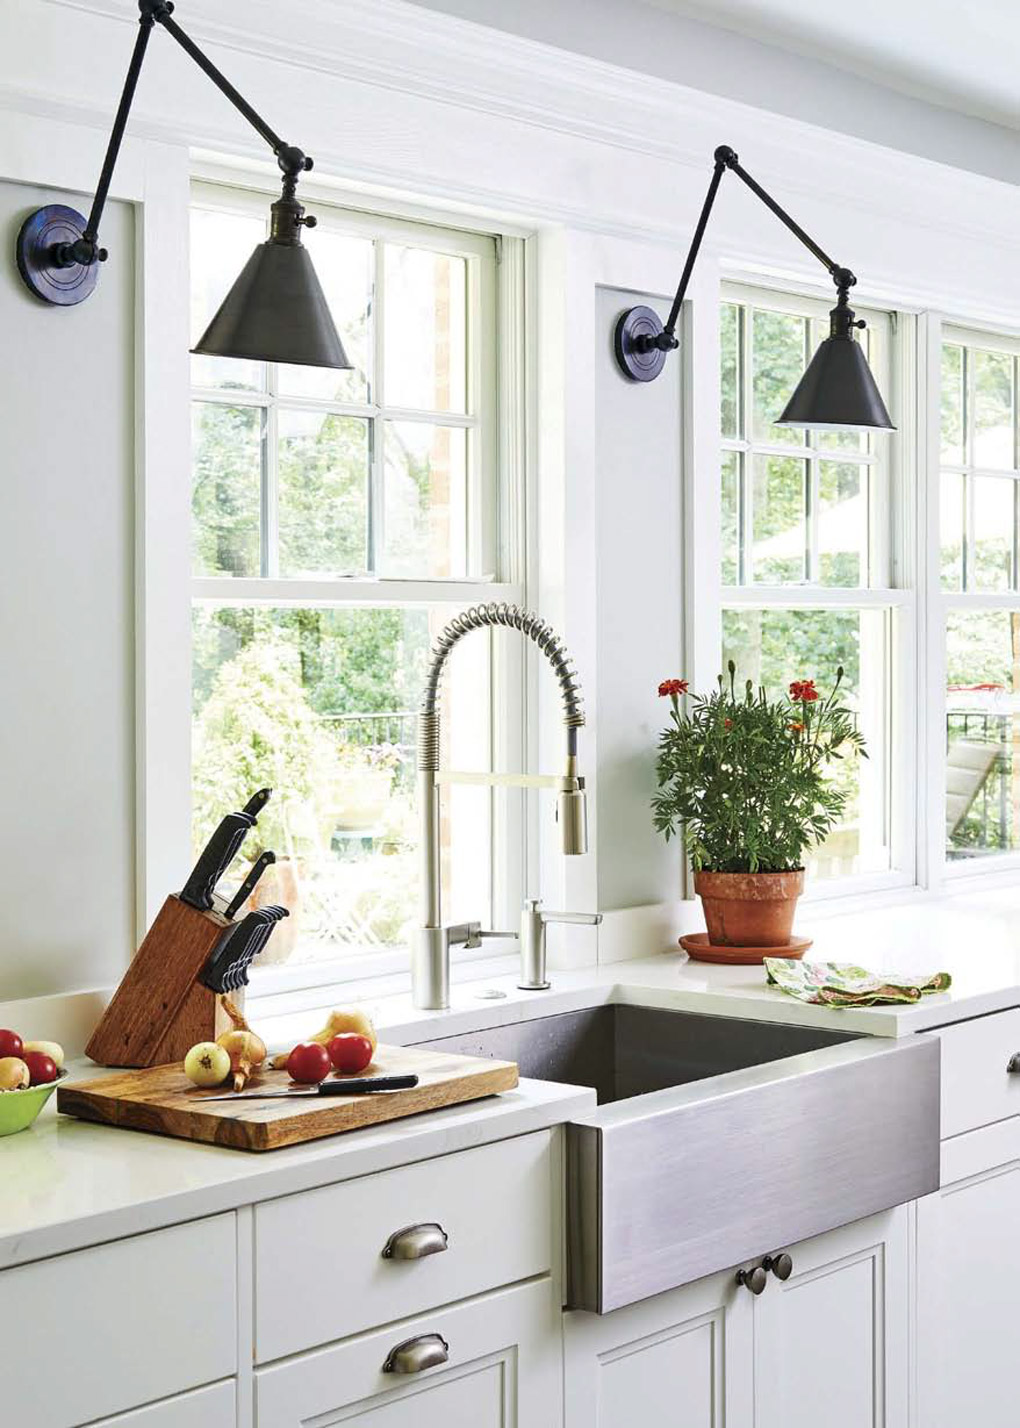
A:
[764,958,952,1007]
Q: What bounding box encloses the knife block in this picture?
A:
[86,895,238,1068]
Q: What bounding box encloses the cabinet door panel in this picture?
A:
[754,1208,909,1428]
[564,1265,753,1427]
[917,1131,1020,1428]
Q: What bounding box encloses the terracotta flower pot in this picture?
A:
[693,869,804,948]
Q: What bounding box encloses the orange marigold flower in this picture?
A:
[790,679,819,703]
[658,678,689,697]
[724,717,733,730]
[789,720,805,734]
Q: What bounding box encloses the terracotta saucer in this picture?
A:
[678,932,812,966]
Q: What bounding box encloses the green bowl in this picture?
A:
[0,1071,65,1136]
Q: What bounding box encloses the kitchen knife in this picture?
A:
[199,905,289,992]
[180,790,273,912]
[224,850,276,921]
[199,1074,420,1100]
[242,787,272,819]
[180,811,255,911]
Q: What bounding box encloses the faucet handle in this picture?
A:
[541,908,603,927]
[476,928,520,941]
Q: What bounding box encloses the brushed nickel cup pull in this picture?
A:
[381,1222,449,1260]
[763,1251,794,1281]
[383,1333,450,1374]
[1007,1053,1020,1074]
[736,1264,768,1295]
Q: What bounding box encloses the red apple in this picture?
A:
[22,1050,58,1085]
[0,1029,23,1059]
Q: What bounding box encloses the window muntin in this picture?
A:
[941,328,1020,864]
[720,285,897,883]
[189,186,509,976]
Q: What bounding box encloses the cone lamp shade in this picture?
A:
[193,239,351,369]
[776,330,894,431]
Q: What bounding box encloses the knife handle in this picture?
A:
[317,1075,420,1095]
[224,850,276,921]
[242,787,273,819]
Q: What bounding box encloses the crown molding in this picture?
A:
[41,0,1020,251]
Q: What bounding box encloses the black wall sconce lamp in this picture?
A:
[15,0,350,371]
[614,146,894,431]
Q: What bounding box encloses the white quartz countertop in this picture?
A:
[0,1075,594,1271]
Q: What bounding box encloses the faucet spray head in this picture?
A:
[558,782,588,855]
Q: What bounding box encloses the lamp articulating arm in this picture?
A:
[17,0,317,306]
[615,145,865,385]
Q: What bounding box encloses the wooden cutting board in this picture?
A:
[57,1044,518,1152]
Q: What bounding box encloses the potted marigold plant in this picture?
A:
[653,662,865,959]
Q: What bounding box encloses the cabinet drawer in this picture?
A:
[255,1131,554,1362]
[90,1380,235,1427]
[0,1217,236,1427]
[935,1009,1020,1138]
[255,1276,560,1427]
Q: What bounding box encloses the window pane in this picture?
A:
[751,454,806,583]
[721,450,740,585]
[940,471,964,591]
[946,608,1020,860]
[383,421,468,578]
[941,344,964,465]
[972,349,1014,469]
[970,475,1015,591]
[277,229,373,405]
[191,402,263,577]
[818,461,866,586]
[278,410,369,577]
[190,207,266,393]
[384,246,468,413]
[191,604,491,964]
[722,606,891,877]
[752,308,805,446]
[720,302,740,439]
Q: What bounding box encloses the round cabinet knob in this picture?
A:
[1007,1053,1020,1074]
[381,1222,449,1260]
[383,1333,450,1375]
[763,1251,794,1281]
[736,1264,768,1295]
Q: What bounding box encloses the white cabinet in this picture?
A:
[754,1209,910,1428]
[255,1277,561,1427]
[916,1118,1020,1428]
[0,1215,237,1428]
[563,1264,754,1427]
[564,1209,909,1428]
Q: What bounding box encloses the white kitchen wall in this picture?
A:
[0,180,135,999]
[3,0,1020,999]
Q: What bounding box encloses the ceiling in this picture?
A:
[645,0,1020,128]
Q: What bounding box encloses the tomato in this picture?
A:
[22,1050,58,1085]
[0,1029,23,1059]
[327,1032,373,1075]
[287,1041,332,1084]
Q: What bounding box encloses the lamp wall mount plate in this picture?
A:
[614,305,672,383]
[16,205,104,306]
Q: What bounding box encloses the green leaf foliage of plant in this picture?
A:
[652,664,866,874]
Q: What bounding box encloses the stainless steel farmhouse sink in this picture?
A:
[416,1004,940,1312]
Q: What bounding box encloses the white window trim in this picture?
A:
[184,180,530,992]
[934,320,1020,885]
[714,276,918,903]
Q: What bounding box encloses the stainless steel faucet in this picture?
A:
[414,602,599,1010]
